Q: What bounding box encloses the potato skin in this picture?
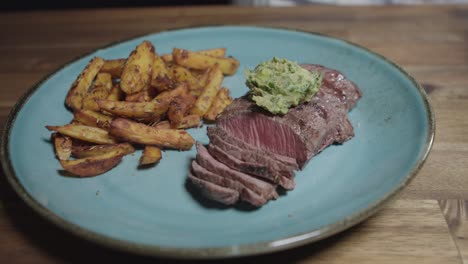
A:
[46,124,116,145]
[120,41,155,94]
[139,146,162,165]
[172,48,239,75]
[65,57,105,110]
[59,151,125,177]
[71,143,135,158]
[109,118,194,150]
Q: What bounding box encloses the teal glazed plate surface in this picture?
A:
[1,26,434,259]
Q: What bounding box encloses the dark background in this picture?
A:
[1,0,232,11]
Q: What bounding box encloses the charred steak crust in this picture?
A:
[217,64,361,168]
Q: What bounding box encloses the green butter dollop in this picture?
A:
[245,57,322,115]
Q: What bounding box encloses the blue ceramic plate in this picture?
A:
[1,26,434,258]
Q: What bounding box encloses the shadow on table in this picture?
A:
[0,162,366,263]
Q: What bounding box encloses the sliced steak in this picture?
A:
[208,144,295,190]
[188,173,239,205]
[195,142,278,200]
[191,161,267,206]
[217,64,361,167]
[207,126,297,174]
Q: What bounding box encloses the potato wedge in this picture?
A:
[52,133,72,161]
[100,59,126,78]
[151,53,174,92]
[97,83,185,120]
[72,143,135,158]
[162,47,226,63]
[139,146,162,165]
[109,118,194,150]
[60,149,127,177]
[169,65,203,93]
[46,124,116,144]
[82,86,110,111]
[176,114,201,129]
[172,48,239,76]
[96,99,157,120]
[73,109,113,129]
[121,41,155,94]
[94,73,113,90]
[161,53,173,64]
[204,87,233,121]
[65,57,105,110]
[107,84,123,101]
[125,87,156,102]
[152,120,171,129]
[190,65,223,116]
[168,93,196,128]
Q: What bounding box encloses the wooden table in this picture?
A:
[1,5,467,263]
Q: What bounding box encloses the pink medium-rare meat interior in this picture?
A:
[218,113,308,165]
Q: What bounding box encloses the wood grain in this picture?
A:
[440,200,468,263]
[1,4,468,263]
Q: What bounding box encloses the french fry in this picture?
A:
[52,133,72,161]
[100,59,126,78]
[46,124,116,145]
[65,57,105,110]
[172,48,239,76]
[109,118,194,150]
[72,143,135,158]
[60,149,128,177]
[121,41,155,94]
[139,146,162,165]
[125,88,155,102]
[204,87,233,121]
[176,114,201,129]
[162,47,226,63]
[151,53,174,91]
[190,65,223,116]
[168,93,197,127]
[73,109,113,129]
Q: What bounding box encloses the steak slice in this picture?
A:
[208,144,295,190]
[191,161,267,206]
[188,173,239,205]
[217,64,361,167]
[196,142,278,200]
[207,126,297,174]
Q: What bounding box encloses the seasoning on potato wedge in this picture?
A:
[60,150,128,177]
[71,143,135,159]
[172,48,239,76]
[46,124,116,145]
[47,40,238,177]
[190,64,223,116]
[65,57,105,110]
[140,146,162,165]
[109,118,194,150]
[120,41,155,94]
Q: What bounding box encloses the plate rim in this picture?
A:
[0,25,435,259]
